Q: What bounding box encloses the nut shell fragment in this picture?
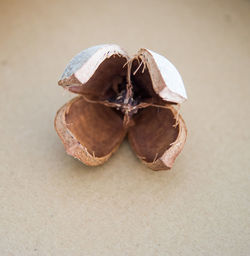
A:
[58,44,128,92]
[128,105,187,171]
[137,48,187,103]
[55,97,126,166]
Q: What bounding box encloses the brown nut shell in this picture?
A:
[128,105,187,171]
[55,96,126,166]
[55,44,188,170]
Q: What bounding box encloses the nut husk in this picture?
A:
[55,44,187,171]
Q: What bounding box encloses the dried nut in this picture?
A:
[55,44,187,170]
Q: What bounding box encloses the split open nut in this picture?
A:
[55,44,187,171]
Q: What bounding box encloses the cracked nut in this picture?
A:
[55,44,187,171]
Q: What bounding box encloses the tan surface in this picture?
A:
[0,0,249,255]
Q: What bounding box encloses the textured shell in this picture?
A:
[58,44,129,87]
[138,48,187,104]
[54,98,123,166]
[55,44,188,170]
[128,105,187,171]
[144,108,187,170]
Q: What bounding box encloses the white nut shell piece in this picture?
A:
[60,44,129,85]
[138,48,187,103]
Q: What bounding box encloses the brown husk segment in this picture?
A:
[128,105,187,171]
[131,58,167,105]
[59,55,128,101]
[54,97,126,166]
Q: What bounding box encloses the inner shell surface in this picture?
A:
[65,97,126,157]
[69,55,128,100]
[128,107,179,162]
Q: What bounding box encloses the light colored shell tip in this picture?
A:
[137,48,187,104]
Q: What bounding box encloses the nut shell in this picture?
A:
[137,48,187,103]
[55,97,126,166]
[55,44,188,170]
[128,105,187,171]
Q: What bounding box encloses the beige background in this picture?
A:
[0,0,249,255]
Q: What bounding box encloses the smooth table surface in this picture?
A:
[0,0,249,255]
